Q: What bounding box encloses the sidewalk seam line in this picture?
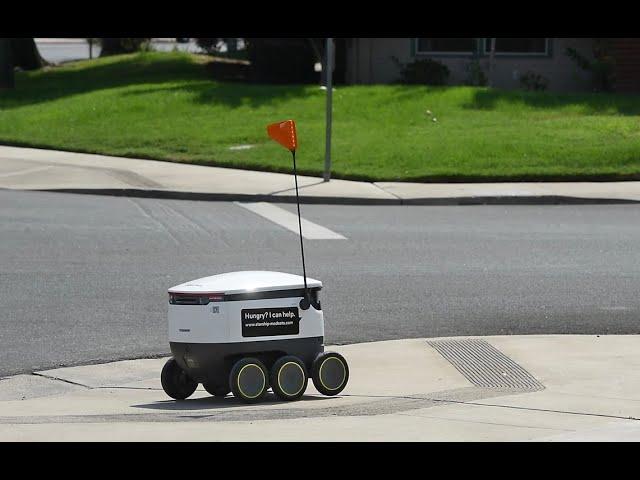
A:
[431,397,640,422]
[31,372,92,389]
[371,182,404,203]
[347,393,640,422]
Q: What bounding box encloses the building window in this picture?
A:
[483,38,549,56]
[416,38,476,55]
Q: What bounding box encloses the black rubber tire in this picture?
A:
[311,351,349,396]
[203,382,231,398]
[270,355,308,401]
[161,358,198,400]
[229,357,269,403]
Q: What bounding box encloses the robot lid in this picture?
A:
[168,270,322,295]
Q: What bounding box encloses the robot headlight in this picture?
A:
[169,292,224,305]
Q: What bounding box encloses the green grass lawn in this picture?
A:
[1,51,640,182]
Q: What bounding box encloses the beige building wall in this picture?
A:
[346,38,597,92]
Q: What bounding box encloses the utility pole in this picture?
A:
[0,39,14,89]
[323,38,334,182]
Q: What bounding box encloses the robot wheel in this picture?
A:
[161,357,198,400]
[203,382,231,398]
[269,355,308,401]
[311,351,349,396]
[229,357,270,403]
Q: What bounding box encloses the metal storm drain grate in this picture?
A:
[428,338,544,391]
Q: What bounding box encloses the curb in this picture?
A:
[31,188,640,206]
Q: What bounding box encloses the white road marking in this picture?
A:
[0,165,54,178]
[235,202,347,240]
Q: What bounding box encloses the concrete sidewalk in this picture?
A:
[2,145,640,205]
[1,335,639,441]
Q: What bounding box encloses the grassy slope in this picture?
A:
[1,51,640,182]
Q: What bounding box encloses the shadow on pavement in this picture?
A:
[131,392,330,411]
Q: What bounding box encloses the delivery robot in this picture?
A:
[161,120,349,403]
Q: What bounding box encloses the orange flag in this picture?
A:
[267,120,298,152]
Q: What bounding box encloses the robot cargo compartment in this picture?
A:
[168,295,324,344]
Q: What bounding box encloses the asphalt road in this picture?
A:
[35,39,203,64]
[2,190,640,377]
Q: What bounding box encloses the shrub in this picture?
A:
[464,59,487,86]
[519,71,549,91]
[392,56,450,85]
[566,44,615,92]
[99,38,151,56]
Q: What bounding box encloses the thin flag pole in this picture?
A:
[291,149,309,306]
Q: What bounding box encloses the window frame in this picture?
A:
[414,38,477,57]
[481,38,551,57]
[411,38,553,58]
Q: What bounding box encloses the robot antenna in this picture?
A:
[291,148,310,310]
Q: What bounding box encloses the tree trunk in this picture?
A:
[0,38,14,89]
[488,38,496,87]
[100,38,123,56]
[10,38,45,70]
